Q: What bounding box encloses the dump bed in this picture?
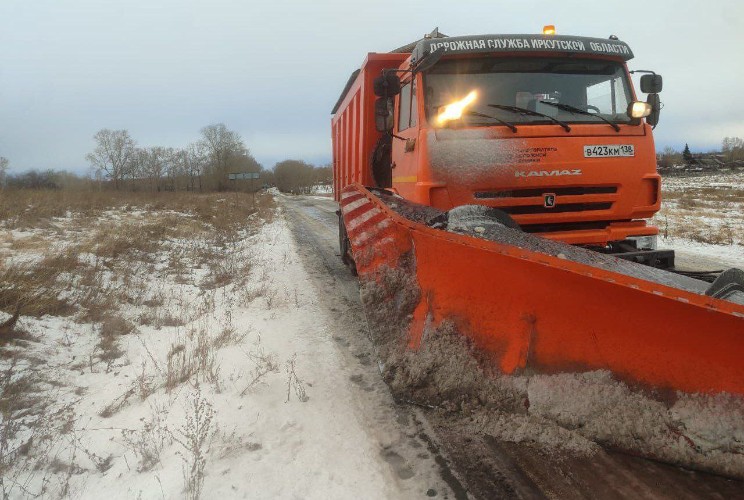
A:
[331,53,407,201]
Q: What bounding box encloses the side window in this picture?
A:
[612,78,629,115]
[398,83,411,131]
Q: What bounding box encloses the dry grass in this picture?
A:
[656,174,744,245]
[0,188,278,497]
[0,189,271,230]
[0,190,273,321]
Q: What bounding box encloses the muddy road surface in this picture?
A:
[280,194,744,500]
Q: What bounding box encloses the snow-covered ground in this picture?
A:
[2,178,743,498]
[0,194,441,499]
[654,171,744,269]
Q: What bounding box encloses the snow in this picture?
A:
[659,236,744,270]
[0,203,436,499]
[654,171,744,270]
[361,189,744,479]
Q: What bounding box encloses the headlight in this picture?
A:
[437,90,478,125]
[628,101,653,118]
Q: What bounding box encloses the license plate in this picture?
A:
[584,145,635,158]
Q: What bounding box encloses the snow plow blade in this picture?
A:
[340,184,744,396]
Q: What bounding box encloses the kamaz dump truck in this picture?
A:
[331,28,743,398]
[332,28,669,267]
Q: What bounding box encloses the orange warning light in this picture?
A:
[543,25,556,35]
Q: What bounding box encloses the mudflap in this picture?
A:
[337,209,357,276]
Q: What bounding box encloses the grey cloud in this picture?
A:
[1,0,742,173]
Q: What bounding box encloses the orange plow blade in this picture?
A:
[340,184,744,396]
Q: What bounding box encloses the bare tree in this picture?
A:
[162,147,182,191]
[313,164,332,185]
[182,143,209,192]
[274,160,315,194]
[198,124,247,191]
[722,137,744,162]
[85,129,136,190]
[133,146,172,191]
[657,146,681,170]
[0,157,8,190]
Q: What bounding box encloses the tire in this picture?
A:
[446,205,521,231]
[485,208,521,230]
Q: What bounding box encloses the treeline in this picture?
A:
[86,123,265,192]
[3,170,88,190]
[0,124,332,193]
[658,136,744,169]
[274,160,331,194]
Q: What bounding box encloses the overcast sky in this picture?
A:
[1,0,743,173]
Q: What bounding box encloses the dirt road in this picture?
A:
[281,194,744,500]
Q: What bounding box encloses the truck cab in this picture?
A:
[376,32,664,254]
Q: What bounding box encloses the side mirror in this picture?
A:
[646,93,661,127]
[375,97,394,132]
[374,73,401,97]
[640,74,663,93]
[413,47,445,75]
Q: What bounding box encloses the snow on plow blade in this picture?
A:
[340,184,744,396]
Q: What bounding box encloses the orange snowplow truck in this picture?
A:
[331,29,669,267]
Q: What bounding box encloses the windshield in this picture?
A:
[425,57,633,127]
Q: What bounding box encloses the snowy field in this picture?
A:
[0,192,438,499]
[654,170,744,269]
[1,180,743,499]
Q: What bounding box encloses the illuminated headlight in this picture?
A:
[628,235,657,250]
[628,101,653,118]
[437,90,478,125]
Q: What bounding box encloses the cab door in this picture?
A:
[391,76,421,202]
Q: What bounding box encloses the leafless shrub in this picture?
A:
[174,389,215,500]
[0,360,61,499]
[214,428,261,459]
[121,401,172,472]
[163,328,221,393]
[240,342,279,396]
[212,327,246,349]
[136,361,156,401]
[96,314,134,370]
[193,328,220,389]
[166,342,195,393]
[99,386,136,418]
[158,311,187,329]
[284,354,308,403]
[0,259,75,320]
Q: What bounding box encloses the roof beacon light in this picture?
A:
[543,25,556,35]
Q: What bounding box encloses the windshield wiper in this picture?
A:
[463,110,518,133]
[539,101,621,132]
[487,103,571,132]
